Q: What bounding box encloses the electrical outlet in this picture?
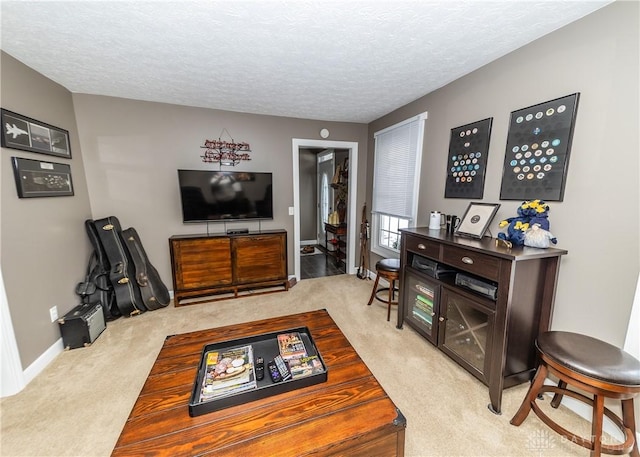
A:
[49,306,58,323]
[288,206,295,216]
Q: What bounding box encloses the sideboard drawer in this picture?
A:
[404,235,440,260]
[442,245,500,281]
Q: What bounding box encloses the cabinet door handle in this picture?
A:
[461,256,474,265]
[438,317,445,322]
[418,243,426,250]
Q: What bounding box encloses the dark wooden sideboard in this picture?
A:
[398,227,567,414]
[169,230,288,305]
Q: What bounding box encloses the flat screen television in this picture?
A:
[178,170,273,223]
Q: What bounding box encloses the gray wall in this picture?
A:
[71,95,369,294]
[0,52,93,368]
[299,148,318,242]
[368,1,638,347]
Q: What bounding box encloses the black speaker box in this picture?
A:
[58,302,106,349]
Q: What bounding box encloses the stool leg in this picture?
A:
[511,364,548,426]
[551,380,567,408]
[386,280,394,321]
[367,275,380,306]
[590,394,604,457]
[622,399,639,457]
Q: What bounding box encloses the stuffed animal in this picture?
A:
[497,199,554,246]
[523,223,557,248]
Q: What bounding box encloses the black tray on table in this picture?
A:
[189,326,328,417]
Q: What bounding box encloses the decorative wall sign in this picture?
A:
[455,202,500,239]
[499,93,579,201]
[445,118,492,199]
[1,109,71,159]
[11,157,74,198]
[200,128,251,167]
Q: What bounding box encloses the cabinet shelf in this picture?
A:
[324,223,347,270]
[398,227,567,414]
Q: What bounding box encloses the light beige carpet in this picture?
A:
[1,275,591,456]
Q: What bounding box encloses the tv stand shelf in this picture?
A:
[169,230,288,306]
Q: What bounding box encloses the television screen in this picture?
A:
[178,170,273,223]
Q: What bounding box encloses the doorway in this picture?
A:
[292,139,358,282]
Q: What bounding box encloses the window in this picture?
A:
[371,112,427,257]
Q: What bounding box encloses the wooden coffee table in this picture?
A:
[112,309,406,456]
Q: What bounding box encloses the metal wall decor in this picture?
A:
[1,109,71,159]
[11,156,74,198]
[445,118,493,199]
[500,93,579,201]
[200,128,251,167]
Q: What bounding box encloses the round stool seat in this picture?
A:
[537,331,640,386]
[376,258,400,274]
[512,330,640,456]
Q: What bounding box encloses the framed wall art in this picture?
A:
[499,93,579,201]
[1,109,71,159]
[11,157,74,198]
[455,202,500,239]
[445,117,493,199]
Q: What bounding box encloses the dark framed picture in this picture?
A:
[445,117,493,199]
[499,93,579,201]
[1,109,71,159]
[11,157,74,198]
[455,202,500,239]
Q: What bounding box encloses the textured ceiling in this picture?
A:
[1,1,612,123]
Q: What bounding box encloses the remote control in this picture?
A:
[255,356,264,381]
[267,361,282,383]
[274,355,292,381]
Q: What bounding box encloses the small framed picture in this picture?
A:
[456,202,501,239]
[11,156,74,198]
[1,109,71,159]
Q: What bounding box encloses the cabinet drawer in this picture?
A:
[442,245,500,282]
[404,236,439,260]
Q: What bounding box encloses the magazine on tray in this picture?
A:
[288,355,325,379]
[199,345,257,402]
[277,332,307,360]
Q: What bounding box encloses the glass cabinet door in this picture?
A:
[439,288,494,384]
[403,270,439,345]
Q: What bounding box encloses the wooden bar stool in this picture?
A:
[511,331,640,457]
[367,258,400,321]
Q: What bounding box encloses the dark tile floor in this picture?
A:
[300,246,345,280]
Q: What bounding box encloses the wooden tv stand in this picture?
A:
[169,230,288,306]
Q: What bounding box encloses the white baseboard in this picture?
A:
[300,240,316,246]
[23,338,63,386]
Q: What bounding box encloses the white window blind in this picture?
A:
[372,113,426,220]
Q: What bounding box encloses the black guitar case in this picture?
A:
[121,227,170,311]
[91,216,146,317]
[83,220,121,321]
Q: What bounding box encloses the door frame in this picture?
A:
[292,139,358,281]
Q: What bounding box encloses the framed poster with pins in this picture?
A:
[11,157,74,198]
[499,93,579,201]
[444,118,492,199]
